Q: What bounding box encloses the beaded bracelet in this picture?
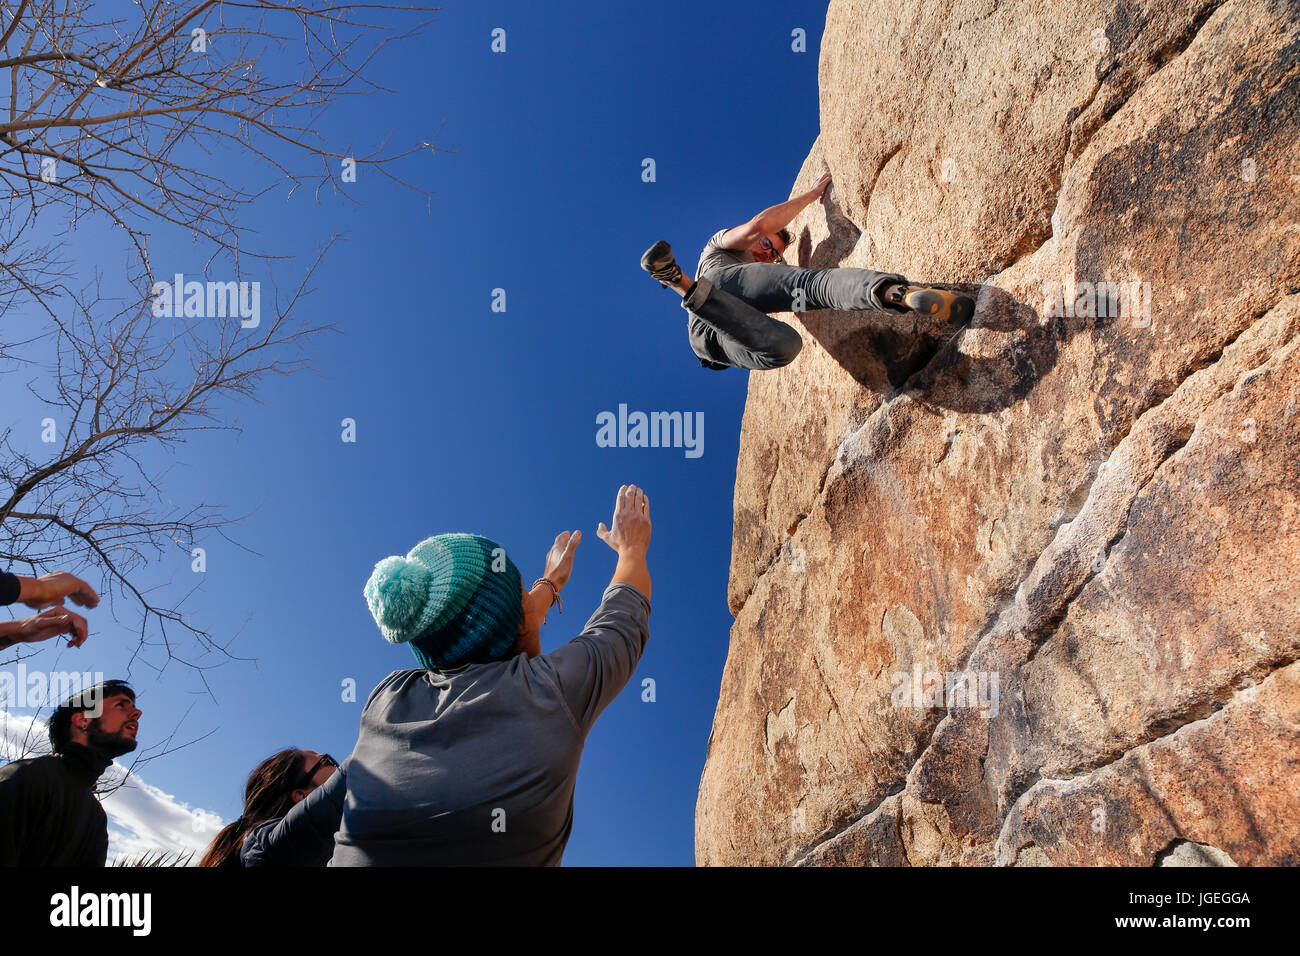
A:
[532,577,562,614]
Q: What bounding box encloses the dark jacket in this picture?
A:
[0,569,20,605]
[0,743,113,866]
[239,765,346,867]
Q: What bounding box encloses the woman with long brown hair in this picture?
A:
[200,747,344,867]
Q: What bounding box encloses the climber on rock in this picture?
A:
[640,171,974,371]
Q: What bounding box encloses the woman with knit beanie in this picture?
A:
[330,483,653,866]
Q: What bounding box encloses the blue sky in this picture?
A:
[1,0,826,865]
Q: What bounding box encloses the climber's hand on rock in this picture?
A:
[596,484,652,558]
[810,171,832,198]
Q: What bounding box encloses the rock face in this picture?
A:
[695,0,1300,866]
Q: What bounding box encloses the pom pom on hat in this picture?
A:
[363,533,524,668]
[365,555,433,644]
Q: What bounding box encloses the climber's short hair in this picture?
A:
[776,228,793,249]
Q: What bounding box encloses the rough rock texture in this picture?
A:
[696,0,1300,866]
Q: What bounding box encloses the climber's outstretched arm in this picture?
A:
[719,172,831,249]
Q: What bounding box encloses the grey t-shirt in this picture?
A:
[329,582,651,866]
[696,227,753,278]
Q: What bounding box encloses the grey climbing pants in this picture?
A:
[683,261,907,371]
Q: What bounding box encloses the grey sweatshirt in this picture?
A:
[330,581,650,866]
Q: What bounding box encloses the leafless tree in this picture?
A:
[0,1,439,677]
[1,247,331,680]
[0,0,440,308]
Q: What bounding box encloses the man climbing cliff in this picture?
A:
[640,171,974,371]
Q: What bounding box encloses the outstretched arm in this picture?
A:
[719,172,831,249]
[533,529,581,626]
[540,484,653,732]
[597,484,651,601]
[0,607,90,651]
[0,570,98,651]
[12,571,100,610]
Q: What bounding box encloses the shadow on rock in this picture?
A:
[900,284,1072,415]
[800,275,1072,414]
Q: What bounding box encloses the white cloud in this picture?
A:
[100,769,225,864]
[0,709,224,865]
[0,709,47,760]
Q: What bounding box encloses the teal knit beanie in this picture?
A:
[364,533,524,669]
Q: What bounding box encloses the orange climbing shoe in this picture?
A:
[888,284,975,324]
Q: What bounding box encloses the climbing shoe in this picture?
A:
[641,240,683,288]
[887,284,975,325]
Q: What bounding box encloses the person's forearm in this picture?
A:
[0,620,22,651]
[529,582,555,621]
[754,187,820,234]
[611,550,650,602]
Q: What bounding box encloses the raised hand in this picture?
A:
[21,571,100,611]
[542,530,581,591]
[596,484,652,557]
[12,607,90,648]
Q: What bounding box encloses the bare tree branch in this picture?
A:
[0,3,436,681]
[0,0,445,315]
[2,240,337,673]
